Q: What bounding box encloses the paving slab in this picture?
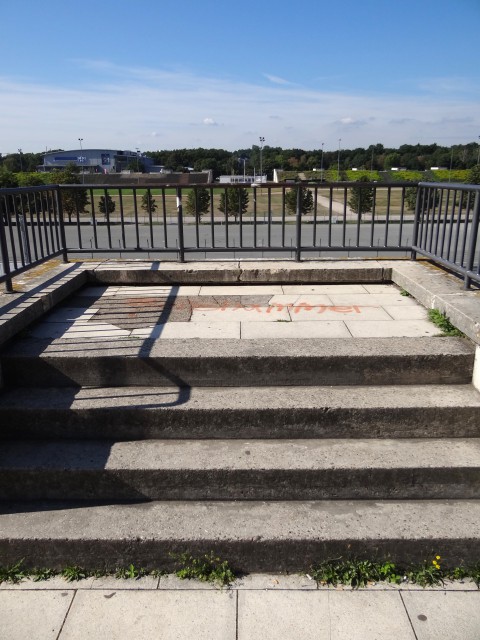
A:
[383,305,429,320]
[238,590,330,638]
[191,306,291,322]
[282,284,370,294]
[345,319,440,338]
[131,321,241,339]
[58,590,236,640]
[0,589,75,640]
[328,591,415,639]
[328,292,419,306]
[240,320,350,339]
[288,305,392,322]
[198,285,284,296]
[401,590,480,640]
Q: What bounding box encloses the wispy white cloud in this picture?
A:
[0,61,478,152]
[263,73,294,86]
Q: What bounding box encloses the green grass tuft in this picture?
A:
[427,309,465,336]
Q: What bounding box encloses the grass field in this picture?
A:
[68,185,414,220]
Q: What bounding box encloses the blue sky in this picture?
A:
[1,0,479,153]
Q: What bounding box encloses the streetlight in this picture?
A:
[259,136,265,183]
[477,136,480,165]
[320,142,324,180]
[18,149,23,172]
[78,138,84,183]
[337,138,342,181]
[136,148,140,172]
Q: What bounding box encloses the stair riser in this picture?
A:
[0,538,476,572]
[1,468,479,500]
[1,354,474,387]
[1,407,480,439]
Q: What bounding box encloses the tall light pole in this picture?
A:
[78,138,84,183]
[477,135,480,165]
[18,149,23,172]
[259,136,265,183]
[337,138,342,181]
[136,148,140,172]
[320,142,324,180]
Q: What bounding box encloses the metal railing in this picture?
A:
[1,180,479,291]
[412,182,480,289]
[0,185,67,292]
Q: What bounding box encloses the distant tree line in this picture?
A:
[1,142,480,183]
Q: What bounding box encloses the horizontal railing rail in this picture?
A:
[1,180,479,290]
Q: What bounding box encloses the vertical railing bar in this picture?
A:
[147,188,154,249]
[328,186,333,247]
[28,192,39,262]
[433,188,444,255]
[119,189,126,249]
[370,186,377,248]
[194,188,200,249]
[104,188,112,249]
[398,187,405,249]
[253,185,258,248]
[239,186,243,249]
[281,186,286,247]
[459,191,472,267]
[464,190,480,289]
[55,187,68,263]
[161,189,168,248]
[439,188,450,257]
[452,191,464,264]
[209,187,215,248]
[267,187,272,247]
[33,189,45,259]
[295,185,302,262]
[176,186,185,262]
[5,195,19,270]
[20,193,32,263]
[383,187,392,247]
[446,189,457,261]
[313,185,318,246]
[90,188,99,249]
[0,202,13,292]
[132,187,140,249]
[342,187,347,248]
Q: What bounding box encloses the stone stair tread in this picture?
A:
[1,438,480,470]
[2,336,474,359]
[1,384,479,411]
[0,500,479,570]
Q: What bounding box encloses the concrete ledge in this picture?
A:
[0,264,89,349]
[88,259,390,285]
[386,260,480,345]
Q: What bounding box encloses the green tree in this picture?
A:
[348,177,374,216]
[285,186,314,215]
[0,168,19,188]
[54,163,89,222]
[185,188,210,219]
[141,191,157,214]
[404,187,418,211]
[99,192,115,216]
[219,187,249,220]
[465,165,480,185]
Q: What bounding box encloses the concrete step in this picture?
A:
[0,499,479,571]
[0,337,474,387]
[0,384,479,440]
[1,438,479,501]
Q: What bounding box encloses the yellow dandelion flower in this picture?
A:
[436,555,441,560]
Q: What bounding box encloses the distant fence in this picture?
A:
[1,181,479,291]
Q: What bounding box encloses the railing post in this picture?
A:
[464,189,480,290]
[176,187,185,263]
[295,186,302,262]
[55,187,69,263]
[411,183,422,260]
[0,208,13,292]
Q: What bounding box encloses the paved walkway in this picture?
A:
[24,282,438,341]
[1,574,480,639]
